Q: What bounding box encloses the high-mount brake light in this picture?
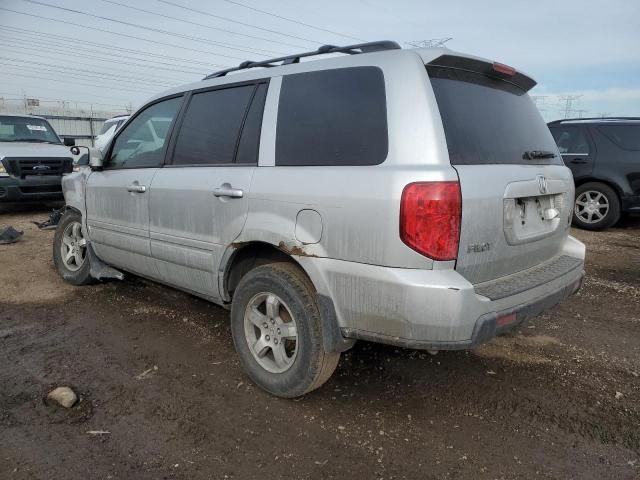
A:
[493,62,516,76]
[399,182,461,261]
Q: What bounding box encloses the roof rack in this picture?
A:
[549,117,640,124]
[203,40,401,80]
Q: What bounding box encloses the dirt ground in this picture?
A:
[1,204,639,480]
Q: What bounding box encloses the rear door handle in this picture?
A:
[127,184,147,193]
[569,159,588,165]
[213,184,244,198]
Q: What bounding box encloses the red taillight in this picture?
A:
[492,62,516,76]
[399,182,461,261]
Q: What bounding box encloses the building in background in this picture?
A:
[0,96,131,147]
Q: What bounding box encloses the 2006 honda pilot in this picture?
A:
[54,42,586,397]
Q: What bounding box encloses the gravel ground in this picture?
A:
[1,204,639,479]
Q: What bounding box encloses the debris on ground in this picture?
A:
[86,430,111,436]
[135,365,158,380]
[32,208,63,230]
[46,386,78,408]
[0,226,24,244]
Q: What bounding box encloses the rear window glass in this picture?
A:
[598,125,640,151]
[428,67,562,165]
[276,66,388,166]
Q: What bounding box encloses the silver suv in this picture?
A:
[54,42,586,397]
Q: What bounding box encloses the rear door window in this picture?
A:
[172,85,255,165]
[428,67,562,165]
[550,126,591,154]
[598,125,640,151]
[276,66,388,166]
[236,83,268,164]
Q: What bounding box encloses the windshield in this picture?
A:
[0,116,61,144]
[427,67,562,166]
[98,120,118,135]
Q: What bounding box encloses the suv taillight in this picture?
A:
[399,182,461,261]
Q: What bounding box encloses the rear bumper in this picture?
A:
[0,175,64,203]
[299,236,586,351]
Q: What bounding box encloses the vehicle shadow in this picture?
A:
[615,213,640,230]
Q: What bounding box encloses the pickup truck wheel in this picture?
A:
[573,182,621,230]
[53,211,95,285]
[230,262,340,398]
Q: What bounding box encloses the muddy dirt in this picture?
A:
[1,205,639,479]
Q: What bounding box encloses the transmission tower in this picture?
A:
[558,94,583,119]
[406,38,453,48]
[531,95,548,112]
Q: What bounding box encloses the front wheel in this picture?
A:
[230,262,340,398]
[573,182,621,230]
[53,211,95,285]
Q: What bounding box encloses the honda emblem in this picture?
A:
[537,175,548,194]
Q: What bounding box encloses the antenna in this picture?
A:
[405,38,453,48]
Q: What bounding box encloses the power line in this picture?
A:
[156,0,321,45]
[0,24,225,68]
[0,91,129,110]
[0,63,173,94]
[1,71,153,95]
[98,0,305,50]
[3,35,206,77]
[0,56,186,89]
[19,0,278,58]
[405,38,453,48]
[220,0,365,42]
[0,7,243,64]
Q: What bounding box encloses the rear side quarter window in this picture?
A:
[597,125,640,151]
[276,66,388,166]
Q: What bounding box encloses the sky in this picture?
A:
[0,0,638,120]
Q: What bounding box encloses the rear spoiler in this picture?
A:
[427,54,536,92]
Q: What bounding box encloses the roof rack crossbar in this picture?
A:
[203,40,401,80]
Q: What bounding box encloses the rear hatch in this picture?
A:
[427,55,574,284]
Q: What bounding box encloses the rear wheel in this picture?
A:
[230,262,340,398]
[573,182,621,230]
[53,211,95,285]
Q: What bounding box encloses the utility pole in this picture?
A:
[405,38,453,48]
[558,94,583,119]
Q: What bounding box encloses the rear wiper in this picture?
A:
[523,150,557,160]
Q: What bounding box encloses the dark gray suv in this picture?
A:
[549,118,640,230]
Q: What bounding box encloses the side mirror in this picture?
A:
[63,137,76,146]
[88,147,104,170]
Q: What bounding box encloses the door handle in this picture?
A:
[569,159,588,165]
[127,184,147,193]
[213,184,243,198]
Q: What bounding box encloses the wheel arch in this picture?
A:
[574,177,623,201]
[220,241,353,353]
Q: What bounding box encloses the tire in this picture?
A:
[53,210,95,285]
[573,182,621,231]
[230,262,340,398]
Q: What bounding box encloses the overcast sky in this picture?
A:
[1,0,638,120]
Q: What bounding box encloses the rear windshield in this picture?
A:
[427,67,562,165]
